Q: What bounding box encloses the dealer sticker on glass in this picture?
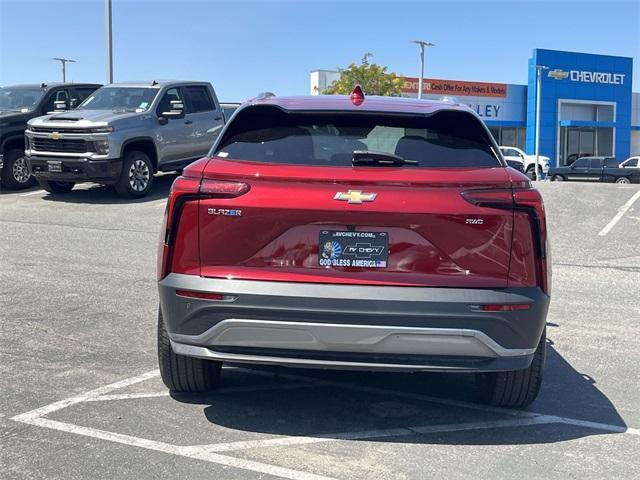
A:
[319,230,388,268]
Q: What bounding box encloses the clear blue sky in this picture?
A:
[1,0,638,101]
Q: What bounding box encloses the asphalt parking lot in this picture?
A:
[1,178,639,479]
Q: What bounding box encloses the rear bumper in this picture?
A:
[27,155,122,183]
[159,273,549,372]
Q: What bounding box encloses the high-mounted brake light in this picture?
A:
[351,85,365,106]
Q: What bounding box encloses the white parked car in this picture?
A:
[620,156,639,168]
[499,146,549,178]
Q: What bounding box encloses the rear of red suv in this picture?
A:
[157,94,551,408]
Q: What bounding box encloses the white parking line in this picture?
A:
[19,189,46,197]
[10,366,638,480]
[265,369,639,436]
[26,417,336,480]
[598,189,640,236]
[87,381,311,402]
[183,416,554,454]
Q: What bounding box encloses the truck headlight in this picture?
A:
[95,140,110,154]
[91,126,114,133]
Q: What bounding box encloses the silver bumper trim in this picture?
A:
[169,319,536,359]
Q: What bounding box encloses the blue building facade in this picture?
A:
[526,49,633,166]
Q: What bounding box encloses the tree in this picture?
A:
[324,53,403,97]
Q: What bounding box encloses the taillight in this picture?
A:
[461,188,514,208]
[157,176,250,281]
[513,188,551,295]
[462,187,550,295]
[200,179,250,197]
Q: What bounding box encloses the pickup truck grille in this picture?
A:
[31,126,90,134]
[32,138,95,153]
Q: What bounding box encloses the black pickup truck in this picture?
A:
[548,156,640,184]
[0,82,101,189]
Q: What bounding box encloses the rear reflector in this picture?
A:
[175,290,234,301]
[200,180,250,197]
[478,304,531,312]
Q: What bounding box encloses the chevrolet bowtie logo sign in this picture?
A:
[548,69,569,80]
[334,190,377,204]
[48,132,61,140]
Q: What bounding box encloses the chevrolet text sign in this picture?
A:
[548,68,625,85]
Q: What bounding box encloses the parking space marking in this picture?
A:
[87,381,311,402]
[183,417,554,455]
[264,369,639,436]
[11,369,160,423]
[10,365,638,480]
[26,417,336,480]
[598,189,640,236]
[19,189,46,197]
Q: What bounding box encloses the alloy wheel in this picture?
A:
[12,156,31,184]
[128,159,150,192]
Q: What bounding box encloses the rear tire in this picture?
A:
[552,175,564,182]
[476,328,546,408]
[1,148,35,190]
[615,177,631,184]
[38,179,75,193]
[115,150,154,198]
[157,307,221,393]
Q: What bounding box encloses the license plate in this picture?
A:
[319,230,388,268]
[47,161,62,173]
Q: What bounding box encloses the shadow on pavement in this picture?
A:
[38,173,178,205]
[171,339,627,445]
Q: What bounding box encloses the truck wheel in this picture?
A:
[476,328,546,408]
[552,175,564,182]
[38,179,75,194]
[615,177,631,184]
[1,148,35,190]
[526,166,537,181]
[157,307,221,393]
[115,150,154,198]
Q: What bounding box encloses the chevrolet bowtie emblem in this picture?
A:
[48,132,61,140]
[334,190,377,204]
[548,69,569,80]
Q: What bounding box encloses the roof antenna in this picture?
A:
[351,85,365,106]
[151,80,158,86]
[40,83,47,89]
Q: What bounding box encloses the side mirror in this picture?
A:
[53,99,69,112]
[161,100,185,120]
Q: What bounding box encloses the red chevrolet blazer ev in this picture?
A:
[157,89,551,408]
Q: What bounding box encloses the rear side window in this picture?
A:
[604,158,619,168]
[214,105,500,168]
[573,158,590,168]
[184,86,214,113]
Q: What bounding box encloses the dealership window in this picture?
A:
[488,127,525,150]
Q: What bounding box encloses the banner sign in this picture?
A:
[401,77,507,98]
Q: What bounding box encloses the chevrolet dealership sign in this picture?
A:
[548,68,625,85]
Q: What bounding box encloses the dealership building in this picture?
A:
[310,49,639,167]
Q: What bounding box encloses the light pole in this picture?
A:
[533,64,549,180]
[105,0,113,83]
[51,58,76,82]
[411,40,434,99]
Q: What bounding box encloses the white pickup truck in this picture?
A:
[499,146,549,179]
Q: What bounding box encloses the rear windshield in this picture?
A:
[213,105,501,168]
